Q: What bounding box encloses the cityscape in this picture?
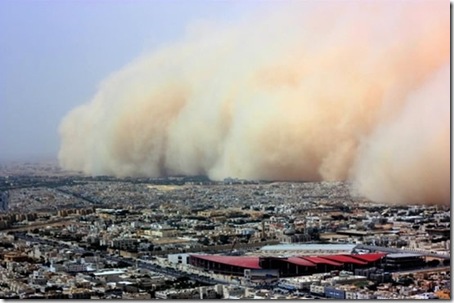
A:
[0,161,449,299]
[0,0,450,300]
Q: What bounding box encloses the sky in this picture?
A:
[0,0,261,162]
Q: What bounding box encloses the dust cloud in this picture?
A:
[58,1,450,205]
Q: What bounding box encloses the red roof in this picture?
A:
[319,255,368,265]
[190,255,261,269]
[301,256,343,266]
[350,253,387,262]
[286,257,316,267]
[190,253,385,270]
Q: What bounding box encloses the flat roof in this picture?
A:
[260,244,356,251]
[386,253,423,259]
[93,269,126,276]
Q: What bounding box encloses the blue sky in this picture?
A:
[0,0,262,161]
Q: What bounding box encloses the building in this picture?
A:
[189,255,261,276]
[383,253,425,271]
[324,286,346,299]
[318,254,369,271]
[279,276,321,291]
[155,287,213,299]
[244,269,279,283]
[3,252,29,262]
[259,243,356,256]
[168,253,190,265]
[188,253,387,278]
[93,269,126,283]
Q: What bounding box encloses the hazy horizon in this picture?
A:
[0,0,261,162]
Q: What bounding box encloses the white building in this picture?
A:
[310,284,325,295]
[167,253,190,265]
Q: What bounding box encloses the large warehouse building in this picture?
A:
[188,253,386,277]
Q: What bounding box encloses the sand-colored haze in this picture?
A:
[59,1,450,205]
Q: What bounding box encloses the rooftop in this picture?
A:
[386,253,424,259]
[191,255,261,269]
[352,253,387,262]
[286,257,317,267]
[319,255,368,265]
[93,269,126,276]
[260,244,356,252]
[301,256,343,266]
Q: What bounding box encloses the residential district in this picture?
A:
[0,161,450,299]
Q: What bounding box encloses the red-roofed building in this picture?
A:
[301,256,343,266]
[188,253,389,277]
[190,255,261,269]
[299,256,343,273]
[351,253,387,263]
[286,257,317,267]
[318,255,368,271]
[351,253,387,269]
[189,255,261,276]
[259,257,317,277]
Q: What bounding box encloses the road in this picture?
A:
[1,218,75,232]
[391,266,451,276]
[53,188,102,205]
